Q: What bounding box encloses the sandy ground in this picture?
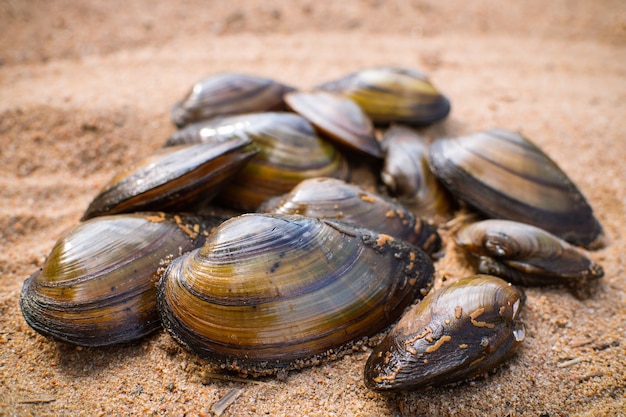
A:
[1,1,625,416]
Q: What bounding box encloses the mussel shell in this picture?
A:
[316,67,451,126]
[171,72,295,127]
[455,220,604,286]
[158,213,435,375]
[204,113,350,210]
[428,129,603,248]
[364,275,525,391]
[20,213,214,346]
[82,139,257,220]
[380,125,454,218]
[284,91,382,158]
[258,177,441,256]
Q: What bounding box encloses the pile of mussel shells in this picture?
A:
[20,67,605,391]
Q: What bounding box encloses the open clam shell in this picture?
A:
[158,213,435,375]
[364,275,525,391]
[82,138,257,220]
[259,177,441,256]
[284,91,382,158]
[171,72,295,127]
[20,213,214,346]
[381,125,454,218]
[428,129,603,248]
[455,220,604,286]
[316,67,451,126]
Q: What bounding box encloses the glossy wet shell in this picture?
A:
[158,213,435,375]
[82,139,257,220]
[380,125,454,218]
[364,275,525,391]
[258,177,441,256]
[455,220,604,286]
[428,129,603,248]
[171,72,295,127]
[284,91,382,158]
[316,67,451,126]
[19,213,213,346]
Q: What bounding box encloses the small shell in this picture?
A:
[171,73,295,127]
[428,129,603,248]
[316,67,451,126]
[381,125,454,218]
[284,91,382,158]
[20,213,215,346]
[82,139,257,220]
[158,213,435,375]
[364,275,525,391]
[259,177,441,256]
[455,219,604,286]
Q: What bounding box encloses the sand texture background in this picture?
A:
[1,1,625,415]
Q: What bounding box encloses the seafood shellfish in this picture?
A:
[157,213,435,375]
[428,129,603,248]
[364,275,525,391]
[20,213,213,346]
[455,219,604,286]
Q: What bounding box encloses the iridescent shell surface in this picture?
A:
[259,177,441,256]
[381,125,454,218]
[455,220,604,286]
[428,129,603,247]
[284,91,382,158]
[82,139,257,220]
[364,275,525,391]
[158,213,435,375]
[171,72,295,127]
[316,67,451,126]
[20,213,213,346]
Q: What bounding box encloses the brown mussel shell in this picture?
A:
[284,91,382,158]
[258,177,441,256]
[316,67,451,126]
[364,275,525,391]
[165,113,350,210]
[158,213,435,375]
[381,125,454,218]
[455,220,604,286]
[82,138,257,220]
[171,72,295,127]
[428,129,603,248]
[20,213,215,346]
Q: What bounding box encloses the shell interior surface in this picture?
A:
[364,275,525,391]
[316,67,451,126]
[171,72,295,127]
[284,91,382,158]
[258,177,441,256]
[428,129,603,248]
[158,213,435,375]
[455,219,604,286]
[82,138,257,220]
[20,213,213,346]
[381,125,454,218]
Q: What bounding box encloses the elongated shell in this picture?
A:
[19,213,214,346]
[381,125,454,218]
[171,73,295,127]
[428,129,603,248]
[455,220,604,286]
[259,177,441,256]
[158,213,435,375]
[82,139,257,220]
[364,275,525,391]
[284,91,382,158]
[316,67,451,126]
